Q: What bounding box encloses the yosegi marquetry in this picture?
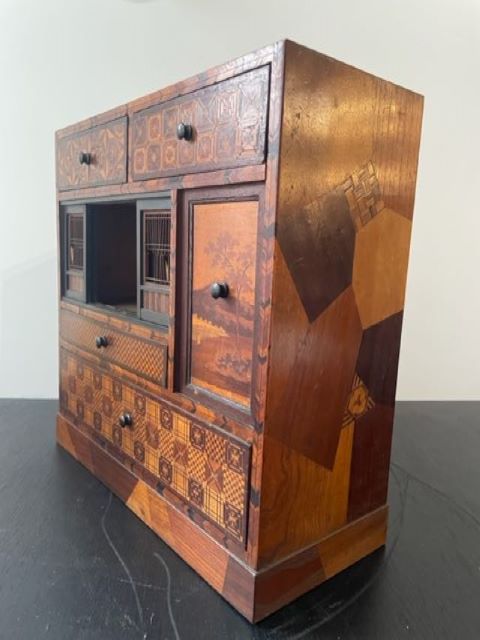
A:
[59,308,168,387]
[60,349,251,544]
[257,41,423,567]
[56,117,127,191]
[131,66,269,180]
[55,39,423,622]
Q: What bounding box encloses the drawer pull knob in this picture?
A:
[119,412,133,428]
[211,282,229,299]
[176,122,193,141]
[78,152,92,165]
[95,336,109,349]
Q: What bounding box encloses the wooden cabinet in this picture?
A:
[55,40,423,622]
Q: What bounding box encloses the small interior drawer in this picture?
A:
[56,117,127,191]
[131,65,269,180]
[59,307,167,388]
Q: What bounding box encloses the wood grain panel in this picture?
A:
[265,244,362,471]
[347,404,395,521]
[372,81,424,220]
[257,422,355,565]
[254,505,387,621]
[353,208,412,329]
[356,311,404,407]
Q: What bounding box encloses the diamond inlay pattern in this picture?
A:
[56,117,127,191]
[60,309,167,387]
[60,349,250,542]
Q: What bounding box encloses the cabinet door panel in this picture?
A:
[190,200,258,408]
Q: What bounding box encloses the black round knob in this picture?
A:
[95,336,109,349]
[176,123,193,141]
[119,413,133,428]
[79,152,92,165]
[211,282,229,299]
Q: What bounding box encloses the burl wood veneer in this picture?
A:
[55,40,423,622]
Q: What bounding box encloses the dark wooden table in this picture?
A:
[0,399,479,639]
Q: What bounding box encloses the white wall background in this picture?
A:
[0,0,479,399]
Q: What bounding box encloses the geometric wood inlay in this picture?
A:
[59,349,250,543]
[60,309,167,387]
[131,66,269,180]
[56,117,127,191]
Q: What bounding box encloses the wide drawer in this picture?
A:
[59,348,251,544]
[56,117,127,191]
[131,66,269,180]
[59,306,167,388]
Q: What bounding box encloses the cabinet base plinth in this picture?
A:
[56,413,388,622]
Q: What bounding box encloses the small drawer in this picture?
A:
[59,349,251,544]
[56,117,127,191]
[59,307,167,388]
[131,65,269,180]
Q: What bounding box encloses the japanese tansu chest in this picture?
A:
[56,39,423,622]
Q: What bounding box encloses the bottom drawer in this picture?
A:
[59,348,250,545]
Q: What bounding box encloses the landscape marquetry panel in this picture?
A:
[59,349,251,544]
[190,200,258,408]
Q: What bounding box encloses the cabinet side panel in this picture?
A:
[258,41,423,565]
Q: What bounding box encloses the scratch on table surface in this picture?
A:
[154,552,180,640]
[101,492,144,632]
[391,461,480,531]
[118,577,166,592]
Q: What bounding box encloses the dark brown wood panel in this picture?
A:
[347,403,395,522]
[131,66,269,180]
[56,117,127,191]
